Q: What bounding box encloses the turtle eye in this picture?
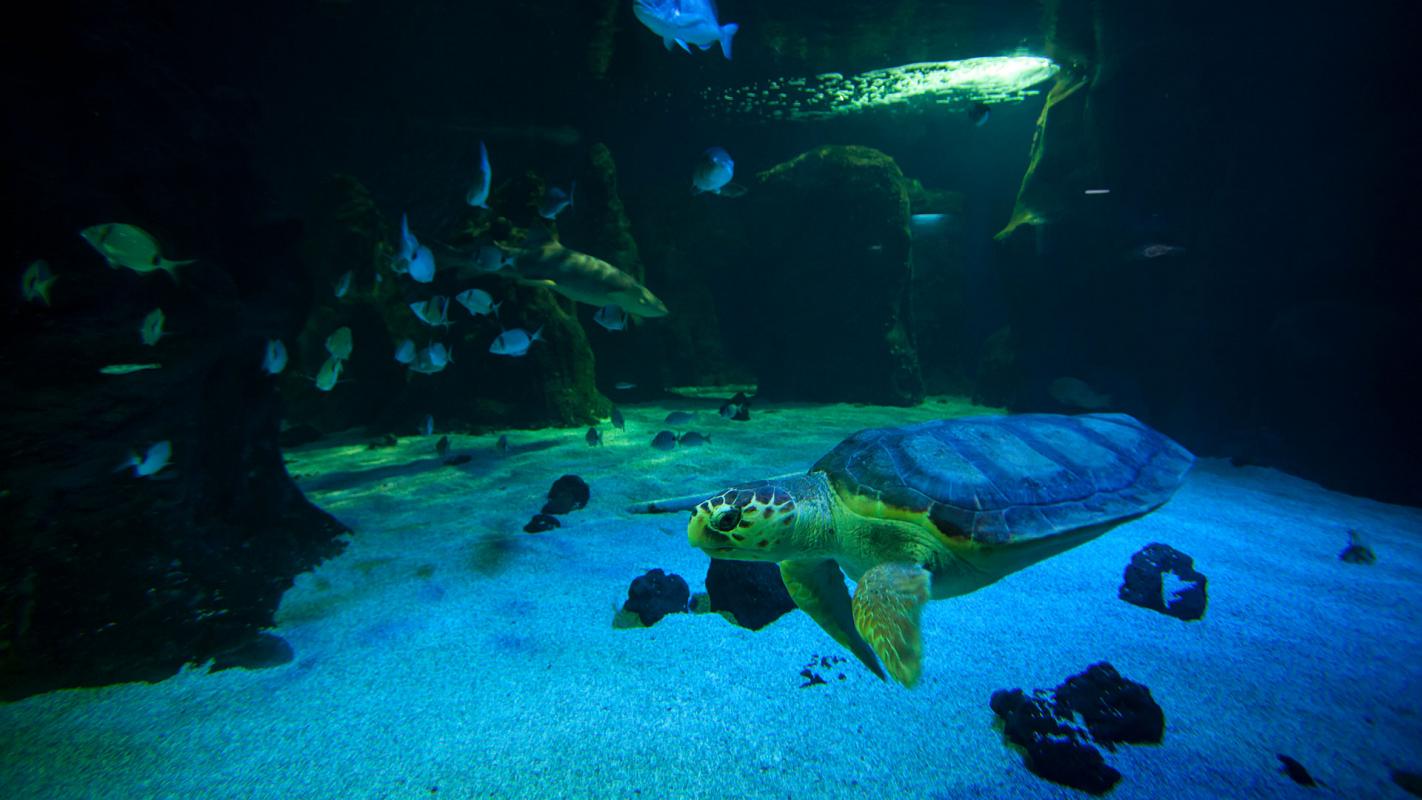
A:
[710,506,742,532]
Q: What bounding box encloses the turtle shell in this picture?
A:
[811,413,1194,546]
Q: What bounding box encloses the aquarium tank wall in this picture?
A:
[1,1,1418,798]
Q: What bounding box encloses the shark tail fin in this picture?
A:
[719,23,738,59]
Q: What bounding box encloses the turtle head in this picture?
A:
[688,476,826,562]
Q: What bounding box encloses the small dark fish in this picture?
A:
[610,406,625,431]
[1339,529,1376,564]
[495,434,510,456]
[1131,243,1186,259]
[665,411,694,425]
[678,431,711,447]
[585,427,603,447]
[968,102,990,127]
[719,391,751,421]
[1277,755,1318,787]
[367,433,398,450]
[651,431,677,451]
[435,435,450,458]
[443,454,472,467]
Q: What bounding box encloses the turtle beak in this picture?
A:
[688,517,732,551]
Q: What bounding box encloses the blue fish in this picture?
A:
[538,181,575,220]
[692,147,744,196]
[409,245,436,284]
[21,260,57,305]
[121,440,172,478]
[466,141,491,209]
[489,326,542,357]
[262,339,288,375]
[593,304,627,331]
[394,338,416,365]
[393,214,419,275]
[634,0,739,59]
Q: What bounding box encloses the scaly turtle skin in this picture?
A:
[688,413,1194,687]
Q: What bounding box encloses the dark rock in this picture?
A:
[1277,755,1318,787]
[1391,769,1422,798]
[991,661,1162,796]
[705,559,797,630]
[1054,662,1164,749]
[541,474,590,515]
[523,514,561,534]
[209,633,295,672]
[990,688,1121,796]
[1119,543,1208,621]
[621,569,690,627]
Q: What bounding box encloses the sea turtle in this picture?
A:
[686,413,1194,687]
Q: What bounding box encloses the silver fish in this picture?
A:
[263,339,288,375]
[423,414,435,436]
[678,431,711,447]
[315,355,343,391]
[593,304,628,331]
[393,339,416,365]
[123,440,172,477]
[410,296,451,327]
[333,270,353,298]
[610,406,625,430]
[325,326,353,361]
[476,245,515,273]
[650,430,677,451]
[100,363,162,375]
[140,308,166,346]
[455,288,499,318]
[80,224,193,280]
[21,260,57,305]
[664,411,694,425]
[585,427,603,447]
[538,181,575,220]
[489,326,542,357]
[466,140,491,208]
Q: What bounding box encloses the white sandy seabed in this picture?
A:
[2,397,1420,800]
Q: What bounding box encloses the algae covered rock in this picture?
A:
[735,145,923,405]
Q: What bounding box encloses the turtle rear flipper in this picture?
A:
[852,563,931,688]
[780,559,886,682]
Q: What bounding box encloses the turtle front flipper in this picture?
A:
[780,558,886,681]
[851,562,932,688]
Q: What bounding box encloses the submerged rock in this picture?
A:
[704,559,796,630]
[541,474,590,515]
[620,569,690,627]
[991,662,1163,796]
[1118,542,1208,621]
[209,633,295,672]
[523,514,561,534]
